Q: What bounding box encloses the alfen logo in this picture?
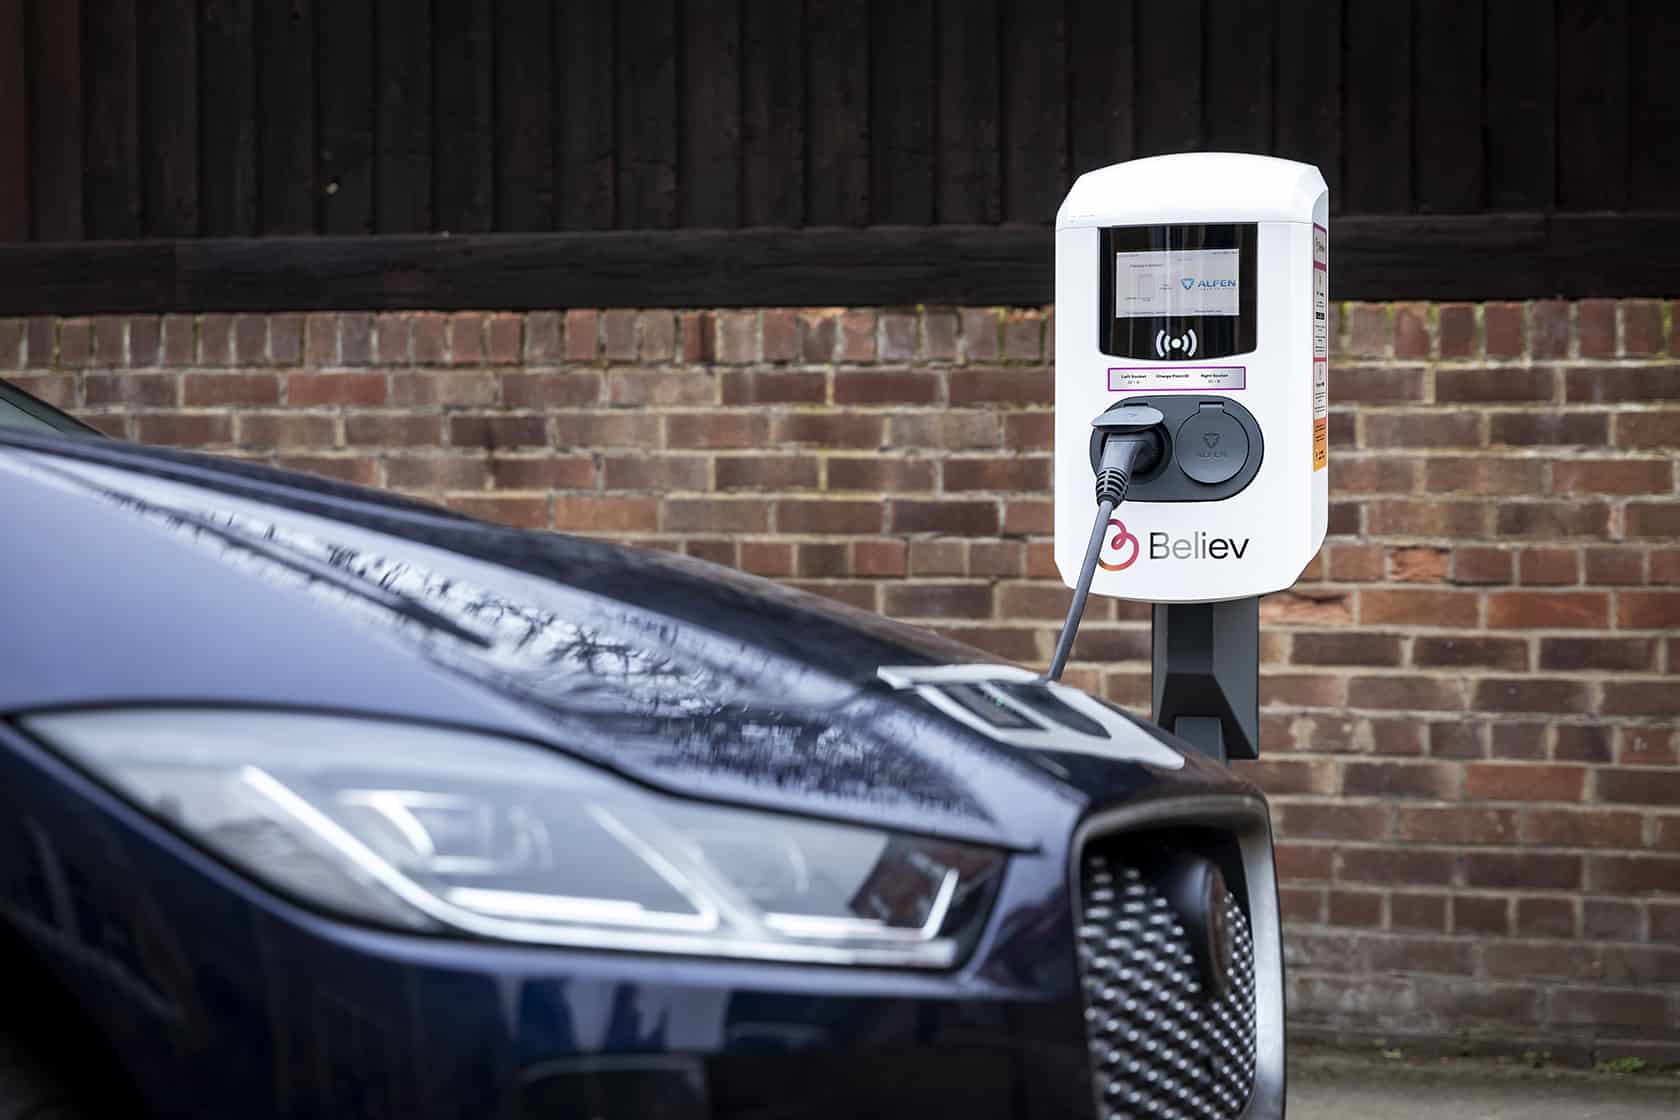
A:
[1099,520,1252,571]
[1180,277,1237,290]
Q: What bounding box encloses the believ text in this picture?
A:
[1148,530,1252,560]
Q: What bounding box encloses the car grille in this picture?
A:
[1075,844,1258,1120]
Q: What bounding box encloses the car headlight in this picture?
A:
[22,709,1005,968]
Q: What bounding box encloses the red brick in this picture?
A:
[1626,502,1680,538]
[484,314,522,364]
[889,411,1001,449]
[1437,304,1477,357]
[1554,725,1612,763]
[907,539,966,576]
[135,413,233,446]
[500,371,602,408]
[343,414,444,446]
[839,310,876,361]
[448,414,547,448]
[1552,988,1670,1030]
[236,412,338,449]
[851,538,907,577]
[1521,809,1644,849]
[1566,365,1680,403]
[613,369,720,407]
[1454,894,1510,935]
[718,370,821,405]
[1488,411,1608,446]
[879,311,917,361]
[384,455,489,492]
[684,539,736,567]
[1346,303,1388,356]
[525,311,562,363]
[1343,760,1461,797]
[339,313,373,365]
[1327,544,1384,581]
[605,455,711,492]
[601,310,636,362]
[1347,676,1466,712]
[1363,412,1483,448]
[1616,410,1680,448]
[773,412,884,448]
[827,458,934,492]
[1513,898,1578,939]
[487,455,595,491]
[1463,851,1581,890]
[1554,458,1673,494]
[1260,591,1353,626]
[776,500,884,535]
[1530,300,1570,358]
[1597,769,1680,806]
[1622,299,1665,356]
[1577,299,1617,358]
[411,313,448,364]
[1590,855,1680,894]
[551,412,660,448]
[1002,498,1052,536]
[1434,367,1557,404]
[1538,637,1657,672]
[948,367,1051,405]
[943,457,1051,492]
[182,372,279,406]
[1292,632,1402,666]
[277,455,379,486]
[1463,763,1586,802]
[1427,720,1485,758]
[564,310,599,361]
[373,313,412,364]
[1516,547,1579,585]
[1412,636,1528,670]
[760,309,797,362]
[1481,302,1523,357]
[882,582,992,619]
[662,498,769,533]
[1327,891,1384,927]
[1618,592,1680,630]
[738,541,794,576]
[1485,591,1607,629]
[446,494,548,529]
[85,373,177,407]
[924,308,958,360]
[1582,547,1643,586]
[550,495,658,533]
[888,500,999,535]
[1471,678,1592,715]
[1583,898,1643,940]
[667,413,769,449]
[1339,848,1456,885]
[287,372,387,407]
[833,368,939,404]
[1494,501,1611,538]
[715,455,820,491]
[1359,589,1480,627]
[1397,806,1517,845]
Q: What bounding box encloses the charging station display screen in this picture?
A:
[1115,249,1241,318]
[1098,224,1257,361]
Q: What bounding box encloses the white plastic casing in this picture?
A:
[1054,153,1329,603]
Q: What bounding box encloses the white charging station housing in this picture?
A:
[1054,153,1329,604]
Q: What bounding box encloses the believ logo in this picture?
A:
[1099,518,1251,571]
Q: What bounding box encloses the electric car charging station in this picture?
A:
[1049,152,1330,764]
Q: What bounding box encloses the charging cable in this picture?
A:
[1045,405,1166,681]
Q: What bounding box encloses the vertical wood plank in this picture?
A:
[806,0,869,226]
[83,0,140,237]
[681,0,742,228]
[937,0,1001,224]
[0,0,30,240]
[28,0,83,240]
[1342,0,1410,213]
[1413,0,1484,212]
[870,0,934,226]
[1002,0,1066,223]
[1484,0,1553,209]
[616,0,679,229]
[1273,0,1340,207]
[258,0,315,234]
[741,0,802,227]
[493,0,553,231]
[1134,0,1200,157]
[200,0,256,235]
[555,0,616,230]
[1557,0,1629,209]
[1067,0,1135,175]
[1629,0,1680,207]
[139,0,198,236]
[319,0,374,233]
[375,0,431,232]
[433,0,493,232]
[1203,0,1271,155]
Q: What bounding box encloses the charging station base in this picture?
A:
[1151,597,1260,763]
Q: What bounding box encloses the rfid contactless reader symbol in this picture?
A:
[1096,518,1139,571]
[1155,328,1197,358]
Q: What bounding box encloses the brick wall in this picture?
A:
[5,299,1678,1061]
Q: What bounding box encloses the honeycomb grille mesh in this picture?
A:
[1075,848,1258,1120]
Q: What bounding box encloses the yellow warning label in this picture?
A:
[1311,223,1329,472]
[1312,415,1328,471]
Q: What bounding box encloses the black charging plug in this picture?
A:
[1045,405,1167,681]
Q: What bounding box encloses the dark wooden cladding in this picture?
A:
[0,0,1674,307]
[5,215,1678,316]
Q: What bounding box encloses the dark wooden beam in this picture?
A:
[0,214,1674,315]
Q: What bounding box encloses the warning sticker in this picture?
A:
[1312,223,1329,472]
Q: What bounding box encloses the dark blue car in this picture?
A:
[0,395,1283,1120]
